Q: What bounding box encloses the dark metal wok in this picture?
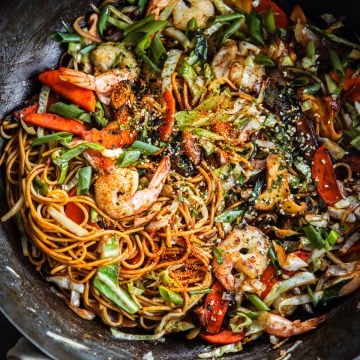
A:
[0,1,359,359]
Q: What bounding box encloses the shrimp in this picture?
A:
[173,0,215,30]
[211,40,265,92]
[94,157,171,219]
[59,67,138,105]
[213,225,270,292]
[257,311,326,338]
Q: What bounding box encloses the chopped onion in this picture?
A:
[70,290,81,307]
[1,196,24,222]
[305,213,329,228]
[335,196,357,209]
[48,206,89,236]
[46,276,85,293]
[328,207,356,223]
[340,232,360,254]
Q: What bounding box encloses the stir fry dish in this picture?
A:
[1,0,360,357]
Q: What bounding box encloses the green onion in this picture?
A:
[90,208,99,223]
[264,10,276,34]
[350,135,360,151]
[107,16,128,30]
[129,140,160,155]
[117,150,141,167]
[254,54,275,67]
[138,0,148,14]
[268,246,282,275]
[209,12,244,24]
[186,17,198,34]
[329,49,345,79]
[326,229,340,246]
[304,82,321,94]
[141,53,161,73]
[248,177,264,206]
[48,102,85,119]
[300,99,313,112]
[246,293,270,311]
[123,15,155,36]
[306,285,319,307]
[291,77,310,87]
[306,41,316,57]
[98,5,109,36]
[218,19,243,45]
[246,13,264,46]
[319,279,351,304]
[159,286,184,305]
[51,32,81,43]
[33,176,49,195]
[302,224,325,249]
[80,43,97,54]
[281,55,294,66]
[213,248,223,264]
[150,34,166,65]
[188,288,213,295]
[93,102,108,128]
[193,128,225,141]
[77,166,92,195]
[324,73,341,95]
[214,208,244,223]
[32,132,73,146]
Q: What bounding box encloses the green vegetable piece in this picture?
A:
[117,150,141,167]
[188,288,213,295]
[209,12,244,24]
[303,224,325,249]
[93,236,140,314]
[80,43,97,55]
[32,132,73,146]
[48,102,85,119]
[326,230,340,246]
[329,49,345,79]
[306,285,319,307]
[254,54,275,67]
[77,166,92,195]
[150,34,166,65]
[33,176,49,195]
[51,32,81,43]
[98,5,110,36]
[213,247,223,264]
[194,29,208,62]
[215,208,244,223]
[350,135,360,151]
[141,53,161,73]
[304,82,321,94]
[306,41,316,57]
[138,0,148,14]
[246,13,264,46]
[159,285,184,306]
[247,293,270,311]
[218,19,243,45]
[129,140,160,155]
[90,208,99,223]
[264,10,276,34]
[229,311,252,332]
[268,245,282,275]
[93,102,108,128]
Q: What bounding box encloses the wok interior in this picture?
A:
[0,0,359,359]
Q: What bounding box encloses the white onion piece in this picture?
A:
[46,276,84,293]
[48,206,88,236]
[277,293,323,316]
[340,232,360,254]
[1,196,24,222]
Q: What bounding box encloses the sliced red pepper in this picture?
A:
[159,88,176,142]
[312,144,342,206]
[24,113,87,135]
[345,84,360,102]
[291,249,311,262]
[199,330,245,345]
[65,202,86,224]
[195,281,229,334]
[39,69,96,112]
[343,68,360,91]
[255,0,289,28]
[14,103,39,120]
[260,265,278,299]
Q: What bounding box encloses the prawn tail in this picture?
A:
[149,156,171,188]
[293,315,327,336]
[59,67,95,90]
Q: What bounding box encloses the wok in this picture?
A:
[0,1,359,359]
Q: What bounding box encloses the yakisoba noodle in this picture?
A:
[1,0,360,357]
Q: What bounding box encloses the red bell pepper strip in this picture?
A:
[24,113,87,135]
[159,89,176,142]
[343,68,360,91]
[199,330,245,345]
[291,250,311,262]
[65,202,86,224]
[14,103,39,120]
[81,128,137,149]
[39,69,96,112]
[345,85,360,102]
[312,144,342,206]
[255,0,289,28]
[260,265,278,299]
[196,281,229,334]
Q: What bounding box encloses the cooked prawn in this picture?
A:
[94,157,171,219]
[257,311,326,338]
[59,68,138,105]
[213,225,270,292]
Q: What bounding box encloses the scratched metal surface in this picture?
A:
[0,1,360,359]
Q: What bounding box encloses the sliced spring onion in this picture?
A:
[93,102,108,128]
[141,53,161,73]
[48,102,85,119]
[77,166,92,195]
[246,13,264,46]
[111,328,165,341]
[213,247,223,264]
[268,246,282,275]
[329,49,345,79]
[150,34,166,65]
[304,82,321,94]
[326,229,340,246]
[138,0,148,15]
[254,54,275,67]
[214,208,244,223]
[108,5,133,24]
[246,294,270,311]
[350,135,360,151]
[128,140,160,155]
[193,128,225,141]
[159,285,184,306]
[218,19,243,45]
[32,132,73,146]
[123,15,155,36]
[306,285,319,307]
[303,224,325,249]
[33,176,49,195]
[90,208,99,223]
[51,32,81,43]
[264,10,276,34]
[107,16,128,30]
[209,12,244,24]
[79,43,97,54]
[98,5,109,36]
[188,289,213,295]
[117,150,141,167]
